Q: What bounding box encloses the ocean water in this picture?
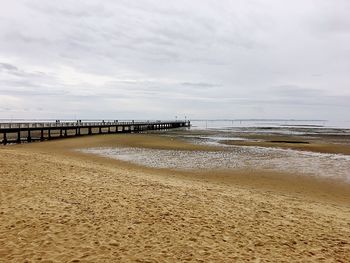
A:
[190,119,350,130]
[191,119,350,130]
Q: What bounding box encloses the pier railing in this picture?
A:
[0,120,190,145]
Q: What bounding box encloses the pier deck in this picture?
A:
[0,120,190,145]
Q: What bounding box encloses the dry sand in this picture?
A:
[1,134,350,262]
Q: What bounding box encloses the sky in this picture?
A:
[0,0,349,121]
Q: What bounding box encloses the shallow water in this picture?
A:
[190,120,350,130]
[81,144,350,183]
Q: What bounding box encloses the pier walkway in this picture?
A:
[0,120,190,145]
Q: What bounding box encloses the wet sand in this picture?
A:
[231,130,350,155]
[222,137,350,155]
[170,128,350,155]
[1,134,350,262]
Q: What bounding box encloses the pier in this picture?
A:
[0,120,190,145]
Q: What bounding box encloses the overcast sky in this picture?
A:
[0,0,349,120]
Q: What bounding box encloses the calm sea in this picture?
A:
[190,119,350,130]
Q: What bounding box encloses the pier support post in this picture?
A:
[17,131,21,143]
[41,129,44,141]
[88,127,92,135]
[48,129,51,139]
[64,129,68,137]
[60,129,63,137]
[99,127,102,133]
[27,130,31,142]
[2,133,7,145]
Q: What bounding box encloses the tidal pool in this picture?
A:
[80,145,350,183]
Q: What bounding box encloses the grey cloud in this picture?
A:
[181,82,221,88]
[0,0,349,121]
[0,62,18,71]
[7,32,53,46]
[307,0,350,35]
[269,85,325,97]
[0,87,68,97]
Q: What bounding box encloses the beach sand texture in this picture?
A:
[1,134,350,262]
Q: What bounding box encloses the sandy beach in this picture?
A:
[1,134,350,262]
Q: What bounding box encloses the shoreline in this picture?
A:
[76,134,350,205]
[6,133,350,205]
[1,133,350,261]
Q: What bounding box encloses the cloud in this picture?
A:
[0,0,349,120]
[181,82,221,88]
[0,62,18,71]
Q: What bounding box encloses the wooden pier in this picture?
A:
[0,120,190,145]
